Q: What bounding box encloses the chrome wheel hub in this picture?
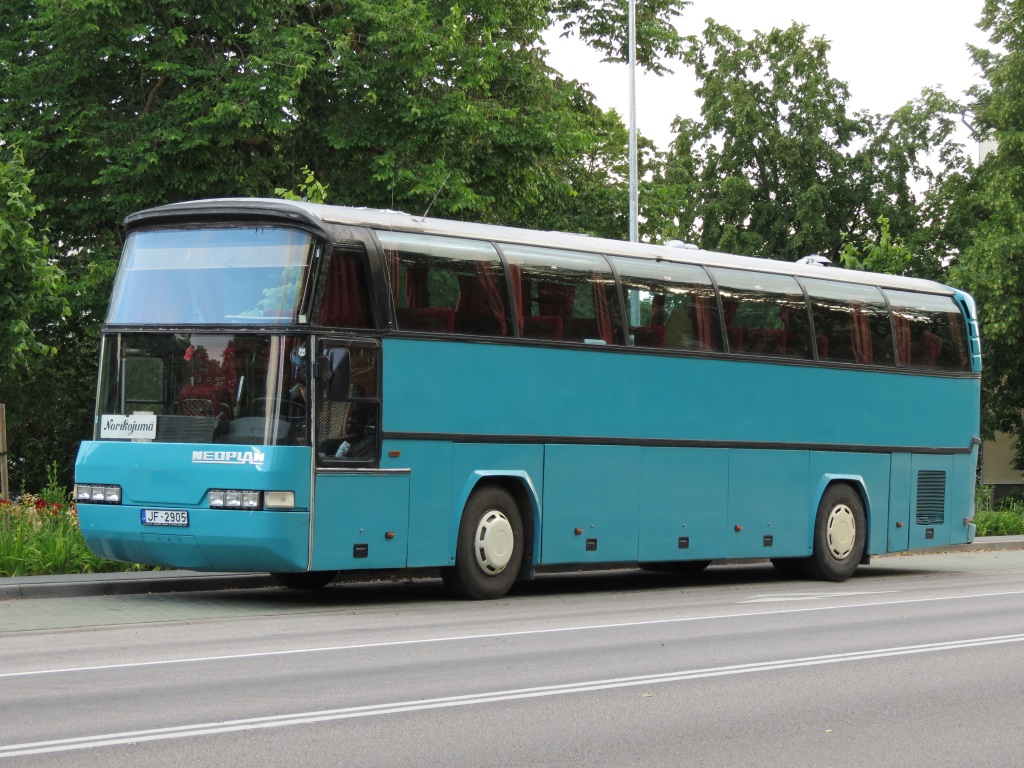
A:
[826,504,856,560]
[474,510,514,574]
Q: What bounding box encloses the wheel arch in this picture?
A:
[812,474,872,564]
[452,471,540,573]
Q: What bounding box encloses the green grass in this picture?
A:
[1,463,150,577]
[0,496,147,577]
[975,504,1024,536]
[973,485,1024,537]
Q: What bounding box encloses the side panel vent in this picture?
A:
[916,470,946,526]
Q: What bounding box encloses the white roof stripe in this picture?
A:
[145,198,956,296]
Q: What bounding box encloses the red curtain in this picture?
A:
[406,265,430,308]
[319,254,370,328]
[508,264,525,335]
[456,262,508,335]
[386,249,400,305]
[850,304,872,364]
[694,295,714,349]
[538,283,575,321]
[650,294,666,327]
[893,313,912,365]
[592,278,613,343]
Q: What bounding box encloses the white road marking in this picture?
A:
[741,590,898,603]
[2,632,1023,758]
[2,587,1023,681]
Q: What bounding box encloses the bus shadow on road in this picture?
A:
[193,559,944,609]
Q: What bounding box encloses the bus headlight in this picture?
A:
[209,489,262,510]
[264,491,295,510]
[75,484,122,504]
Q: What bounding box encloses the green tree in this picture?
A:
[0,0,689,487]
[653,22,863,258]
[839,215,913,275]
[650,21,970,267]
[0,146,67,373]
[853,88,975,280]
[950,0,1024,464]
[551,0,689,75]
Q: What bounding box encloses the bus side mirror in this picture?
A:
[319,349,351,402]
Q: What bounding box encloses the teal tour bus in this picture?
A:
[74,198,981,598]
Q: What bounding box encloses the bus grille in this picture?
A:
[915,470,946,526]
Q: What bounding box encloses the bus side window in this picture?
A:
[802,278,893,366]
[500,244,625,345]
[317,250,374,329]
[375,231,510,337]
[884,290,970,372]
[709,269,813,359]
[316,346,380,462]
[608,257,723,352]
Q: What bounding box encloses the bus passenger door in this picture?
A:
[310,340,411,571]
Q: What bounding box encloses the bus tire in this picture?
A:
[444,486,524,600]
[804,483,865,582]
[271,570,338,590]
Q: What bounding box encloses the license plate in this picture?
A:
[141,509,189,527]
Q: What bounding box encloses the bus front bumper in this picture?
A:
[78,504,310,573]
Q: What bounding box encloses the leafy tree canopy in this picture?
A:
[0,0,688,241]
[648,21,970,271]
[1,0,687,488]
[551,0,689,75]
[0,145,67,373]
[950,0,1024,461]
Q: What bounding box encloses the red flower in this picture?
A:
[34,499,47,510]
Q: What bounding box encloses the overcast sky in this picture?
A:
[545,0,989,154]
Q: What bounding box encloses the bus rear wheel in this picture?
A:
[271,570,338,590]
[442,486,524,600]
[804,483,865,582]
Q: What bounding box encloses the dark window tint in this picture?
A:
[802,278,894,366]
[377,231,510,337]
[709,269,812,359]
[884,290,970,371]
[316,344,380,463]
[501,244,624,345]
[610,257,723,352]
[317,250,374,329]
[96,333,310,446]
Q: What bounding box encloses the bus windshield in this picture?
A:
[96,333,310,446]
[107,227,317,325]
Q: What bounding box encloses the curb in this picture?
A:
[879,536,1024,557]
[3,536,1023,601]
[0,571,276,601]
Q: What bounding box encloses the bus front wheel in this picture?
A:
[805,483,865,582]
[443,486,524,600]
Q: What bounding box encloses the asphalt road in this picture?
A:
[2,551,1024,767]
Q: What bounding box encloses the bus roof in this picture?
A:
[128,197,957,296]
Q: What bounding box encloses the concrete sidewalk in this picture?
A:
[3,536,1024,601]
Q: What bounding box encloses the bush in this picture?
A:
[975,502,1024,537]
[973,484,1024,536]
[0,464,146,576]
[0,494,142,576]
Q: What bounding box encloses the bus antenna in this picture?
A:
[422,171,452,219]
